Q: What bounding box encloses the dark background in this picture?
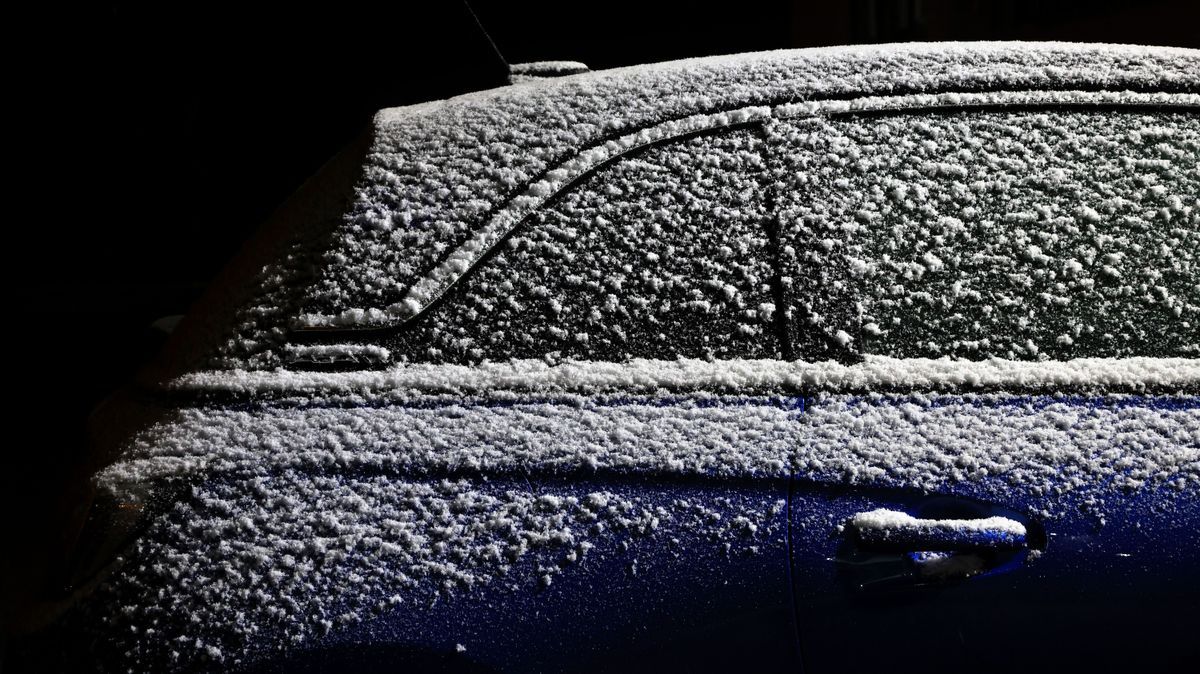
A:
[5,0,1198,637]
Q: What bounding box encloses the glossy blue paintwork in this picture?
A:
[209,394,1200,672]
[243,476,798,673]
[229,394,1199,673]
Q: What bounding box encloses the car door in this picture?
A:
[766,95,1200,671]
[264,124,803,672]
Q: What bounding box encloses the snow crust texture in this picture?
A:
[383,129,779,363]
[90,393,1198,668]
[101,394,1199,503]
[252,101,1200,370]
[771,108,1200,360]
[197,44,1199,369]
[98,396,802,496]
[308,44,1198,322]
[849,508,1027,547]
[802,395,1199,495]
[508,61,590,84]
[172,356,1200,397]
[90,474,780,669]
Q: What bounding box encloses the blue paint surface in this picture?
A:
[790,394,1200,672]
[239,394,1196,672]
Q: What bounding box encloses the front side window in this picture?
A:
[387,128,780,363]
[768,108,1200,360]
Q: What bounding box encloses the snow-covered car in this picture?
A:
[20,42,1200,672]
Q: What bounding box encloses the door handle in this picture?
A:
[837,508,1033,589]
[847,508,1027,552]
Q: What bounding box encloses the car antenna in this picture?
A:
[463,0,509,76]
[463,1,590,84]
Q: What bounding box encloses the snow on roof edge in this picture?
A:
[374,42,1199,124]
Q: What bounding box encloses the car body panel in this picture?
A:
[789,395,1200,672]
[244,476,797,673]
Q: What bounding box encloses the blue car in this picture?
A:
[15,42,1199,672]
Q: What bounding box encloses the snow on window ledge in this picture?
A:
[168,355,1200,396]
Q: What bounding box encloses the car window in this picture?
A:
[385,127,781,363]
[768,108,1200,360]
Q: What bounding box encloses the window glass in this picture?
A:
[769,109,1200,360]
[389,128,780,363]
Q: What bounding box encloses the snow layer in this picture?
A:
[282,343,391,365]
[294,90,1198,336]
[803,395,1199,495]
[382,90,1196,339]
[849,508,1027,547]
[372,128,779,362]
[88,474,781,669]
[89,389,1198,669]
[204,43,1199,368]
[97,396,802,497]
[170,356,1200,396]
[509,61,590,84]
[308,44,1199,323]
[770,106,1200,359]
[101,392,1199,504]
[288,99,1200,369]
[509,61,590,75]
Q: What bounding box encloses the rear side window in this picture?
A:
[388,128,780,363]
[769,109,1200,360]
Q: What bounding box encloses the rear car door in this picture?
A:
[237,125,802,672]
[766,94,1200,671]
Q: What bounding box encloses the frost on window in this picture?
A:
[769,110,1200,360]
[386,129,779,363]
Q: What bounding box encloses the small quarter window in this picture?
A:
[389,128,780,363]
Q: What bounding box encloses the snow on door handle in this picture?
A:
[847,508,1027,552]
